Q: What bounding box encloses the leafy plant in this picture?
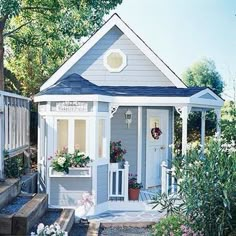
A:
[51,150,72,174]
[150,192,184,216]
[71,150,90,168]
[110,141,126,163]
[51,149,91,174]
[4,154,24,178]
[128,174,142,189]
[173,137,236,235]
[152,215,185,236]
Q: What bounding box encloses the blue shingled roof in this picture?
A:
[37,73,112,96]
[101,86,204,97]
[37,73,205,97]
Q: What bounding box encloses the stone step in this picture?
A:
[12,193,48,235]
[0,179,21,209]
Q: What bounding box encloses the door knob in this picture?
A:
[160,146,165,150]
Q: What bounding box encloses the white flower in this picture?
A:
[57,156,66,167]
[37,223,44,234]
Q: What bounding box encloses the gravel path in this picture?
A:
[99,226,153,236]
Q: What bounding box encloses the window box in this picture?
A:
[49,167,92,177]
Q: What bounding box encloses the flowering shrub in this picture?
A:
[31,223,67,236]
[152,215,203,236]
[152,215,184,236]
[173,136,236,235]
[71,150,90,167]
[51,149,91,173]
[51,150,72,174]
[110,141,126,163]
[128,174,143,189]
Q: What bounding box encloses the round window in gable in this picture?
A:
[103,49,127,72]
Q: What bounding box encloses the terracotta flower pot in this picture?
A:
[128,188,140,201]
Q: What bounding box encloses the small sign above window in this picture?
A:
[52,101,89,112]
[103,49,127,72]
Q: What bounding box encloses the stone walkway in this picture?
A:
[87,210,165,224]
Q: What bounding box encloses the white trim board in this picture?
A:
[40,13,186,91]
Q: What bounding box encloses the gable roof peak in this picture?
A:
[40,13,186,91]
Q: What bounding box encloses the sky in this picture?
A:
[107,0,236,100]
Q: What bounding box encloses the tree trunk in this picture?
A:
[0,19,6,91]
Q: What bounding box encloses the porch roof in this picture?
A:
[34,73,224,108]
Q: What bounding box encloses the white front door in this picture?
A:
[146,109,169,188]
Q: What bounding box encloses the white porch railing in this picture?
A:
[0,91,30,178]
[161,161,177,195]
[109,161,129,201]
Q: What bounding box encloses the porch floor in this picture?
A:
[87,210,165,223]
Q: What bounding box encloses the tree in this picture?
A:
[0,0,122,91]
[182,58,223,95]
[221,100,236,142]
[175,59,224,148]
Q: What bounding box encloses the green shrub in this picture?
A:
[4,155,24,178]
[173,137,236,235]
[152,215,185,236]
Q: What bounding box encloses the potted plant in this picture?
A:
[128,174,143,200]
[110,141,126,164]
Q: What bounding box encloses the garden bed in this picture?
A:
[30,209,62,233]
[0,195,32,215]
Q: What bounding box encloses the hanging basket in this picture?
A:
[151,122,162,140]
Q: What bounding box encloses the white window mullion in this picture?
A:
[68,118,74,153]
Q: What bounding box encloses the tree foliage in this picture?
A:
[174,59,224,148]
[183,58,223,95]
[221,101,236,142]
[0,0,122,93]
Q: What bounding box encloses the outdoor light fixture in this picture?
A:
[125,109,132,128]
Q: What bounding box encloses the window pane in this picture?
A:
[57,120,68,151]
[98,119,105,158]
[74,120,86,152]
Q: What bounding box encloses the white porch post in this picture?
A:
[137,106,142,183]
[215,108,221,136]
[161,161,167,194]
[181,106,190,155]
[124,161,129,201]
[201,110,206,149]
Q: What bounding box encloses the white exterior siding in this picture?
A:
[64,26,174,87]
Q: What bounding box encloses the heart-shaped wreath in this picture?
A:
[151,122,162,140]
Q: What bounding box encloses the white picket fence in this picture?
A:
[108,160,177,203]
[161,161,178,195]
[0,91,30,178]
[109,161,129,201]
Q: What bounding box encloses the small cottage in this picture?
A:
[34,14,223,215]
